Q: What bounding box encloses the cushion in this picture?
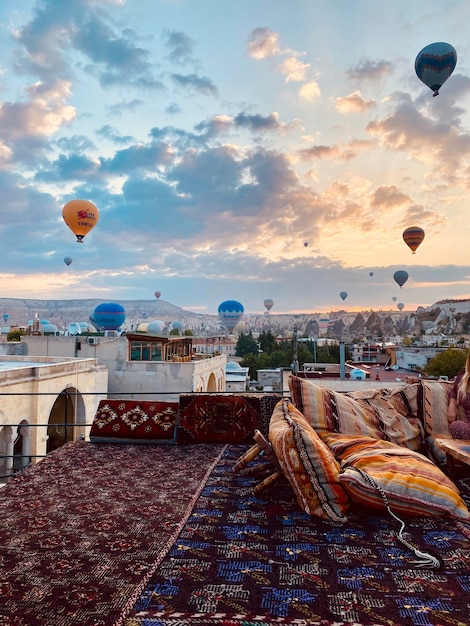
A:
[346,387,422,450]
[90,400,178,444]
[288,376,334,432]
[421,380,453,437]
[269,399,350,521]
[321,433,470,520]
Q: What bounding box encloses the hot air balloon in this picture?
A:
[397,302,405,311]
[369,272,374,277]
[64,256,72,266]
[392,296,397,302]
[304,241,309,248]
[91,302,126,330]
[339,291,348,301]
[218,300,244,332]
[147,320,165,334]
[155,291,161,300]
[3,313,9,323]
[263,298,274,312]
[415,42,457,97]
[403,226,425,254]
[62,199,99,243]
[393,270,409,288]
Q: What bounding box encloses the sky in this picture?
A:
[1,0,470,317]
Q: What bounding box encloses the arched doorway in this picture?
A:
[13,421,31,472]
[207,372,217,392]
[47,387,86,453]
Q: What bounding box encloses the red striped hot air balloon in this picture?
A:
[403,227,425,254]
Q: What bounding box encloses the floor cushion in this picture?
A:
[269,399,350,521]
[321,433,470,520]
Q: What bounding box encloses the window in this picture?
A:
[130,341,162,361]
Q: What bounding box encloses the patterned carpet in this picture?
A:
[124,446,470,626]
[0,440,226,626]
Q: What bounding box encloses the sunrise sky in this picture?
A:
[1,0,470,316]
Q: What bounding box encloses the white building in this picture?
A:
[225,361,249,391]
[0,356,107,482]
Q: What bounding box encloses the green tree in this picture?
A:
[235,331,259,357]
[424,348,467,379]
[258,330,276,355]
[183,329,193,336]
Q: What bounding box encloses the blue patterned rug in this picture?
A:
[124,445,470,626]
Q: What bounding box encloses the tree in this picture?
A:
[235,331,259,357]
[424,348,468,379]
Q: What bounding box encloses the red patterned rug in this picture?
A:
[0,440,226,626]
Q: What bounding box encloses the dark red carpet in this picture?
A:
[0,440,226,626]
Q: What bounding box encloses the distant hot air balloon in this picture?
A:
[155,291,161,300]
[218,300,244,332]
[397,302,405,311]
[62,199,99,243]
[264,298,274,312]
[392,296,397,302]
[369,272,374,277]
[415,42,457,97]
[339,291,348,301]
[3,313,9,323]
[393,270,409,288]
[64,256,72,266]
[304,241,309,248]
[403,226,425,254]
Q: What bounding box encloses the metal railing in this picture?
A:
[0,388,286,484]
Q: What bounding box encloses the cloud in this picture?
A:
[171,73,218,97]
[234,111,284,132]
[246,27,280,59]
[277,57,310,83]
[347,58,394,82]
[163,30,196,66]
[297,139,373,162]
[368,184,411,210]
[335,90,376,114]
[299,81,321,101]
[16,0,162,89]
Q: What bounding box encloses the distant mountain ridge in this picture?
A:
[1,297,470,337]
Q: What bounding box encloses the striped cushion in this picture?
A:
[321,433,470,520]
[421,380,453,437]
[288,376,334,432]
[347,388,422,450]
[269,399,350,521]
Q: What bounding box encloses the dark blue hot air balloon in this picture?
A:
[218,300,244,332]
[393,270,409,288]
[91,302,126,330]
[339,291,348,301]
[415,42,457,97]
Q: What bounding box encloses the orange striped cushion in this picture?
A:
[321,433,470,520]
[288,376,333,432]
[269,399,350,521]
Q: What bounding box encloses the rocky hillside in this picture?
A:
[1,297,470,338]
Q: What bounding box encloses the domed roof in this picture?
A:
[226,361,242,371]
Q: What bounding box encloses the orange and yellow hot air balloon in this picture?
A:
[62,199,99,243]
[403,226,425,254]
